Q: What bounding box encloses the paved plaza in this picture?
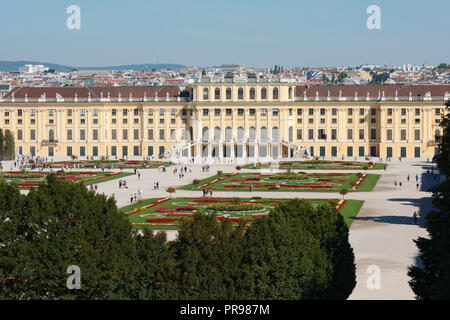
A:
[6,158,441,300]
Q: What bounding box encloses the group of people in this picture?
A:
[394,173,421,190]
[201,165,210,172]
[202,188,213,197]
[119,180,128,189]
[130,189,144,203]
[88,184,99,192]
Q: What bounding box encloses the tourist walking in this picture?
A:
[413,212,418,225]
[416,182,420,190]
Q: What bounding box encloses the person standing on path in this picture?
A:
[413,211,418,225]
[416,182,420,190]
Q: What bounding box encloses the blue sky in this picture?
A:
[1,0,449,67]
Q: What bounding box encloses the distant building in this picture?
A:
[0,84,11,98]
[19,64,49,74]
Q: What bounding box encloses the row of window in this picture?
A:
[202,87,289,100]
[26,145,164,157]
[307,146,425,158]
[20,144,431,159]
[2,107,443,118]
[16,127,441,143]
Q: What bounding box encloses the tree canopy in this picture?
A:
[0,129,15,160]
[408,99,450,299]
[0,177,356,300]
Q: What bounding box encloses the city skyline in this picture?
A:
[1,0,449,68]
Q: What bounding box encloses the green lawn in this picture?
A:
[241,163,272,169]
[0,171,134,189]
[279,161,387,170]
[179,172,380,193]
[119,197,364,230]
[30,160,172,169]
[81,172,134,185]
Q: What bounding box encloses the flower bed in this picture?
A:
[180,172,378,193]
[0,171,130,189]
[121,197,357,231]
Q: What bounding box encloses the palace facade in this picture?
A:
[0,81,449,163]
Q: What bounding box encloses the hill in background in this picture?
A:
[0,61,186,72]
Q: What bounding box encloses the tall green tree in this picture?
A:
[408,99,450,299]
[3,130,15,160]
[0,129,4,158]
[170,211,245,299]
[238,204,332,299]
[134,229,179,299]
[259,200,356,299]
[0,175,142,299]
[435,100,450,176]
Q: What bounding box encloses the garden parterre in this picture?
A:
[279,160,387,170]
[120,197,364,230]
[0,171,133,189]
[29,159,171,169]
[179,172,380,192]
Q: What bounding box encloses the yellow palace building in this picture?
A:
[0,80,449,163]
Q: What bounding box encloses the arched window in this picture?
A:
[249,126,256,140]
[261,88,267,99]
[182,129,191,141]
[237,126,244,141]
[225,127,232,142]
[260,127,267,142]
[238,87,244,100]
[250,88,256,100]
[202,127,209,142]
[49,129,55,141]
[226,88,232,100]
[273,88,279,100]
[214,126,221,142]
[214,88,220,100]
[435,129,441,143]
[272,127,279,142]
[203,88,209,100]
[288,87,293,99]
